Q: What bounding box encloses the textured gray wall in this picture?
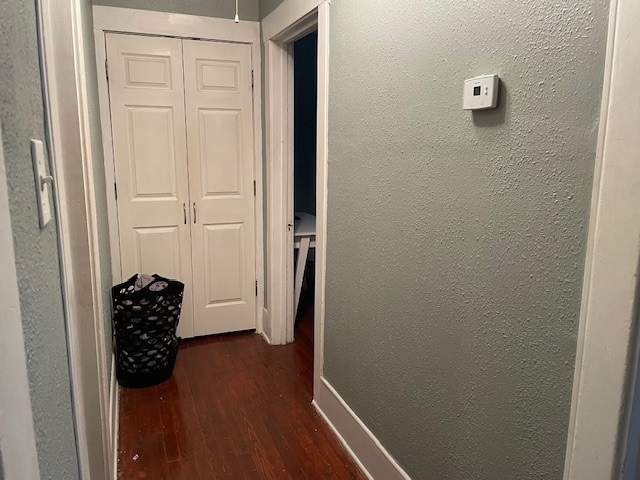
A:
[0,1,80,479]
[259,0,283,19]
[92,0,260,21]
[324,1,609,479]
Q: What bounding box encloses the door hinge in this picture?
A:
[253,180,256,196]
[251,69,254,90]
[114,182,117,201]
[105,59,109,81]
[255,280,258,296]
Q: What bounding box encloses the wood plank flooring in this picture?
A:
[117,306,366,479]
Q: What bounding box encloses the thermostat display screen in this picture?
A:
[473,86,481,96]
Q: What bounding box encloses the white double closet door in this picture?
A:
[106,33,256,339]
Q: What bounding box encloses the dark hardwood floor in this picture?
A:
[117,299,365,479]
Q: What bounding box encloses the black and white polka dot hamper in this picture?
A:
[112,274,184,388]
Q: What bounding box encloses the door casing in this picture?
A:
[38,0,113,477]
[563,0,640,477]
[264,13,317,346]
[262,0,330,401]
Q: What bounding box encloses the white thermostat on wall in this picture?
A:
[462,74,500,110]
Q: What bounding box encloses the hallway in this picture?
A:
[117,309,365,479]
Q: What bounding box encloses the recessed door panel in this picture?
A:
[204,223,245,305]
[199,109,242,197]
[133,226,181,278]
[184,39,256,336]
[106,33,194,338]
[197,59,240,92]
[123,54,172,88]
[127,106,177,199]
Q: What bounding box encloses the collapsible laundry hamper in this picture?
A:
[112,274,184,388]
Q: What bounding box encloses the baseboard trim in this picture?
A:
[313,377,411,480]
[109,355,119,480]
[260,331,272,345]
[260,307,272,344]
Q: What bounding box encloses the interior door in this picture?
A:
[183,39,257,336]
[106,33,194,338]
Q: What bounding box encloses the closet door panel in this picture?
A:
[183,39,256,336]
[199,109,242,196]
[106,33,194,338]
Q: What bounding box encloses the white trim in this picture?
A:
[92,6,265,334]
[261,307,272,343]
[260,331,273,346]
[264,0,329,393]
[94,28,122,283]
[314,377,411,480]
[38,1,91,474]
[0,121,41,480]
[92,5,259,44]
[261,0,326,44]
[563,0,640,477]
[38,0,111,478]
[109,357,119,480]
[263,0,329,399]
[313,1,330,399]
[252,41,266,335]
[264,36,289,344]
[263,1,329,361]
[71,2,112,475]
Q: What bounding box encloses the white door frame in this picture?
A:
[563,0,640,477]
[92,6,265,335]
[37,0,112,478]
[0,121,41,480]
[263,8,318,345]
[262,0,330,396]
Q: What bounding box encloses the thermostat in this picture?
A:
[463,74,500,110]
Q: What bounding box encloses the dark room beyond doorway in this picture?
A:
[294,31,318,216]
[293,30,318,337]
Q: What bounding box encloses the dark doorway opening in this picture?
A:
[293,30,318,349]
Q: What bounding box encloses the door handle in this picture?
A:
[183,203,187,224]
[193,203,197,224]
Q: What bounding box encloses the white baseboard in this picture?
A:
[109,355,119,480]
[260,331,272,345]
[260,307,272,344]
[313,377,411,480]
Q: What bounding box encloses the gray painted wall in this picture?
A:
[0,1,80,478]
[324,1,609,479]
[92,0,260,21]
[259,0,282,19]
